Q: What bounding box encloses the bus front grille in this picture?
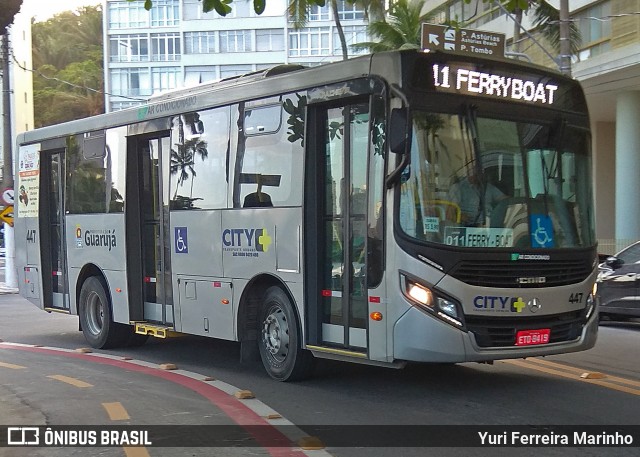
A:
[450,258,592,287]
[465,310,586,348]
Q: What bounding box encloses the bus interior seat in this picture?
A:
[240,173,281,208]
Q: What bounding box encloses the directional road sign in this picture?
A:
[0,205,13,226]
[421,24,505,58]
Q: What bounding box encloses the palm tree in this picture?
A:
[351,0,432,53]
[532,0,581,55]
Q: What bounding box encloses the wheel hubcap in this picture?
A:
[86,291,104,336]
[262,305,289,363]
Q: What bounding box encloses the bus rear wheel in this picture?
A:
[258,286,314,381]
[79,276,128,349]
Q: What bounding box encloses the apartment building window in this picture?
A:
[152,67,180,93]
[256,29,285,52]
[109,35,149,62]
[150,0,180,26]
[334,26,367,55]
[185,66,218,85]
[183,0,217,20]
[108,1,148,29]
[234,0,252,18]
[111,68,152,97]
[220,64,253,79]
[289,27,330,56]
[575,1,611,60]
[308,4,330,21]
[185,31,216,54]
[337,1,365,21]
[151,33,181,61]
[220,31,252,53]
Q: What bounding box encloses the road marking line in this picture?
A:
[123,447,151,457]
[502,359,640,396]
[525,357,640,389]
[103,402,130,421]
[47,374,93,388]
[0,361,26,369]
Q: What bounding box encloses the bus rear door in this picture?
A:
[40,150,70,311]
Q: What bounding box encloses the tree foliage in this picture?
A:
[0,0,22,34]
[32,6,104,128]
[352,0,431,53]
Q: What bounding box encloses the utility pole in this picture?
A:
[1,33,17,289]
[558,0,572,75]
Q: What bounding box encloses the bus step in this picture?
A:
[133,322,180,339]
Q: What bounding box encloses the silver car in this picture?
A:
[597,241,640,321]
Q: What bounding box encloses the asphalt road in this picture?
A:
[0,292,639,457]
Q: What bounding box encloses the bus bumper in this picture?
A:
[393,307,598,363]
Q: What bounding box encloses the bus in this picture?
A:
[15,49,599,381]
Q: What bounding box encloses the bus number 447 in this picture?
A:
[569,292,583,304]
[26,229,37,243]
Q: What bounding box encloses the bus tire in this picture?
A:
[78,276,128,349]
[258,286,315,381]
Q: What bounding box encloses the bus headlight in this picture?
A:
[401,274,464,328]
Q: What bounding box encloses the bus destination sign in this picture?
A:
[431,63,559,106]
[421,24,505,57]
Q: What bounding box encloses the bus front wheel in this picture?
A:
[79,276,127,349]
[258,286,315,381]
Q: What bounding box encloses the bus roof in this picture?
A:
[17,49,580,146]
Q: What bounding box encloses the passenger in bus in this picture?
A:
[447,169,506,227]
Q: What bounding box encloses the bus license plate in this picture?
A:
[515,329,550,346]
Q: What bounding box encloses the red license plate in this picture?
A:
[515,329,551,346]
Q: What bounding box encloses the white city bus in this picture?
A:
[15,50,598,381]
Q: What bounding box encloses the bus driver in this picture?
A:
[447,168,506,227]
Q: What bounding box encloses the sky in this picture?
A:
[21,0,103,21]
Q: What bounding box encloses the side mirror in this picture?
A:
[605,256,624,270]
[389,108,408,154]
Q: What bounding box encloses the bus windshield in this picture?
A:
[399,109,595,249]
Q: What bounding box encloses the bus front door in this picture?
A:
[316,102,370,353]
[127,134,174,326]
[41,150,70,311]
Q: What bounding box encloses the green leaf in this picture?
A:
[144,0,153,11]
[203,0,232,16]
[253,0,265,15]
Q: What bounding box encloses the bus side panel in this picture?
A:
[220,207,302,282]
[169,210,223,278]
[65,214,128,322]
[17,217,44,308]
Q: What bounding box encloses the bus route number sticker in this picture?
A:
[444,227,514,248]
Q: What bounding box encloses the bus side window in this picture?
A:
[235,93,305,208]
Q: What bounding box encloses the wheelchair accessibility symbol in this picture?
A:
[175,227,188,253]
[530,215,554,248]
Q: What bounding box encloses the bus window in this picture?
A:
[235,93,305,208]
[66,132,110,214]
[169,107,230,210]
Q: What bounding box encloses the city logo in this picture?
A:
[222,227,272,258]
[474,295,527,313]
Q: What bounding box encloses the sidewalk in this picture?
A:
[0,282,18,294]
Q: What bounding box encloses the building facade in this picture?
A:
[103,0,368,111]
[425,0,640,252]
[0,5,34,186]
